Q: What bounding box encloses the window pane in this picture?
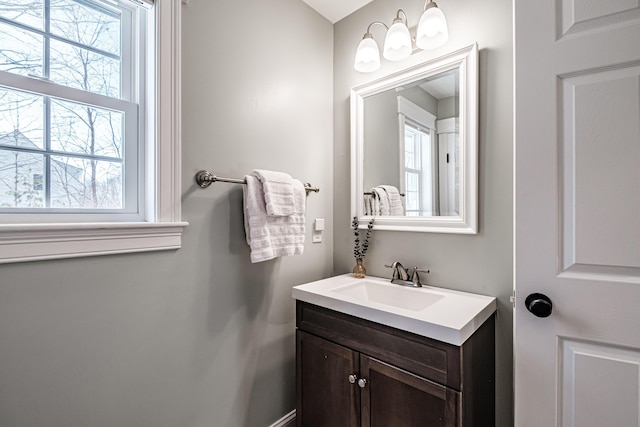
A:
[0,149,44,208]
[0,21,43,77]
[50,0,121,56]
[50,39,120,97]
[406,171,419,190]
[50,98,123,158]
[50,156,122,209]
[0,87,44,149]
[405,129,415,168]
[0,0,44,29]
[405,125,424,170]
[405,171,419,211]
[406,192,419,211]
[405,145,416,169]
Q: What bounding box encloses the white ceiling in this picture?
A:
[419,72,458,100]
[300,0,374,23]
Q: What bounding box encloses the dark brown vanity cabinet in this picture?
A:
[295,301,495,427]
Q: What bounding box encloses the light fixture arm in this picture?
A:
[363,21,388,38]
[393,9,408,25]
[423,0,439,10]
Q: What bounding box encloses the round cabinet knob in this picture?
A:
[348,374,357,384]
[525,293,553,318]
[357,378,367,388]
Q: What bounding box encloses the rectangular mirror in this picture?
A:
[351,44,478,233]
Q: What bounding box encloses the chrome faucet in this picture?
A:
[385,262,430,287]
[387,261,410,282]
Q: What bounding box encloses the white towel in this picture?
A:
[367,189,380,215]
[380,185,404,216]
[371,187,389,215]
[363,194,373,216]
[252,169,294,216]
[243,176,305,263]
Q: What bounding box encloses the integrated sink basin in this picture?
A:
[292,274,496,346]
[330,280,445,312]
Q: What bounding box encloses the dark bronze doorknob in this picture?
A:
[525,293,552,318]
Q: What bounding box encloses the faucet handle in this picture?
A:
[411,268,430,287]
[384,262,400,280]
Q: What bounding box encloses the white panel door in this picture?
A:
[514,0,640,425]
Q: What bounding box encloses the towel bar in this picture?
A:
[364,191,405,197]
[195,170,319,194]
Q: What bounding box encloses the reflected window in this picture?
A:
[404,121,436,216]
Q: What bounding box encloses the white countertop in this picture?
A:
[292,274,496,346]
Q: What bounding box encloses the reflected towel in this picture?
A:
[371,187,389,215]
[380,185,404,216]
[243,176,305,263]
[363,194,374,216]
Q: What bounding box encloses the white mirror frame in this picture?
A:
[350,43,478,233]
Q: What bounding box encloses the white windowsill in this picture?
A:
[0,222,188,263]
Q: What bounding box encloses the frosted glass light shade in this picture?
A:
[354,36,381,73]
[416,5,448,50]
[383,21,412,61]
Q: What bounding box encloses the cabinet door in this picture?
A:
[360,355,459,427]
[296,330,359,427]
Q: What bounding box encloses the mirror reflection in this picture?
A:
[363,69,459,217]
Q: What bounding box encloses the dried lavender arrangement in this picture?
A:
[352,216,374,277]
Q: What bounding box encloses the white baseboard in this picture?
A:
[268,409,295,427]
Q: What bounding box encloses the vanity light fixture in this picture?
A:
[354,1,449,73]
[353,22,387,73]
[416,1,449,50]
[383,10,412,61]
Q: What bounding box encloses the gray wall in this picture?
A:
[0,1,333,426]
[438,95,458,119]
[333,1,514,426]
[363,89,400,189]
[399,85,438,115]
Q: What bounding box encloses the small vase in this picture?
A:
[352,259,366,278]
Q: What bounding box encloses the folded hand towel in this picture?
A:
[380,185,404,216]
[243,176,305,263]
[292,179,306,215]
[371,187,389,215]
[363,194,373,216]
[252,169,294,216]
[367,189,380,215]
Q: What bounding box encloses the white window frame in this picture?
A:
[403,120,436,216]
[0,0,187,263]
[397,96,438,216]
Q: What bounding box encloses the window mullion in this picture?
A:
[44,0,51,208]
[44,97,52,208]
[44,0,50,79]
[0,143,124,164]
